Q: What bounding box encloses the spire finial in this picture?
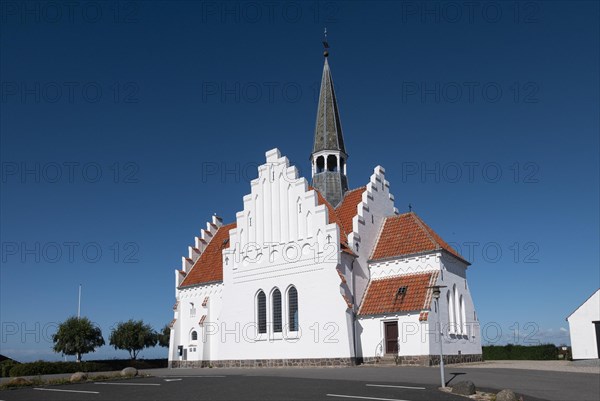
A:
[322,27,329,58]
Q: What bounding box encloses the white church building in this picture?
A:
[168,47,482,368]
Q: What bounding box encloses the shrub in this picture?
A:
[9,361,106,377]
[0,360,19,377]
[8,359,167,377]
[483,344,558,360]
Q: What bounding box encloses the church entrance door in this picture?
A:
[384,321,398,354]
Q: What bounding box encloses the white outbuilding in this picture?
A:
[567,289,600,360]
[167,46,482,368]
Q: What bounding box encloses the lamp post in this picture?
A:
[428,285,447,388]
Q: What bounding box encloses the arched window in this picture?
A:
[327,155,338,172]
[447,290,455,333]
[191,331,198,341]
[457,295,464,334]
[454,285,460,334]
[316,156,325,173]
[460,295,467,335]
[288,286,298,332]
[257,290,266,334]
[272,288,282,333]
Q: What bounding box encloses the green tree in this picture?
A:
[109,320,157,360]
[157,324,171,348]
[52,316,105,363]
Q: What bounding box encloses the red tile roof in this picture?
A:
[311,186,366,249]
[312,187,348,243]
[370,212,468,264]
[358,271,438,316]
[335,187,366,235]
[180,223,236,288]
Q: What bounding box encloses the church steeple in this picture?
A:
[310,37,349,207]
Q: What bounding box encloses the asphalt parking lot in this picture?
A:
[1,365,598,401]
[0,375,473,401]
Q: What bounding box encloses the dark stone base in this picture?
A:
[359,353,483,367]
[427,353,483,366]
[170,354,482,368]
[170,357,357,368]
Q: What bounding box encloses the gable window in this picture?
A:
[288,286,298,332]
[257,290,267,334]
[272,288,282,333]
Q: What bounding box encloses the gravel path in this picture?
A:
[449,360,600,374]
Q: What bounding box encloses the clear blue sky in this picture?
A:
[1,1,598,362]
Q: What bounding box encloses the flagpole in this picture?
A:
[78,284,82,318]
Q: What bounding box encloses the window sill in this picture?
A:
[284,331,300,340]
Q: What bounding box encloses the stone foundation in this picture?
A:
[359,353,482,367]
[397,353,483,366]
[170,357,357,368]
[170,354,482,368]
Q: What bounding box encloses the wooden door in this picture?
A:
[384,321,398,354]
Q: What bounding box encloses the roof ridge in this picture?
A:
[368,215,390,260]
[357,279,373,315]
[410,213,468,264]
[410,213,440,251]
[385,211,413,219]
[181,222,236,288]
[566,288,600,320]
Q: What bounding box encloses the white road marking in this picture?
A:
[33,388,99,394]
[159,375,226,378]
[94,382,161,386]
[326,395,410,401]
[366,384,425,390]
[164,378,183,382]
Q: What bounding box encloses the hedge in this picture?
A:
[9,359,167,377]
[0,360,19,377]
[483,344,558,360]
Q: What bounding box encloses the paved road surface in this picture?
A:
[1,365,598,400]
[0,375,476,401]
